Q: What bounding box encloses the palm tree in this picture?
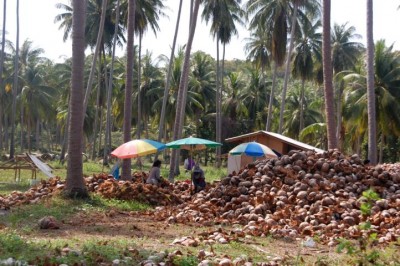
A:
[53,60,72,162]
[158,0,183,144]
[189,51,216,136]
[282,82,322,138]
[241,67,271,129]
[244,23,271,80]
[366,0,377,164]
[322,0,337,149]
[291,17,321,134]
[331,23,363,147]
[104,0,121,165]
[278,0,320,134]
[9,0,19,159]
[133,0,166,139]
[13,40,45,152]
[343,40,400,162]
[168,0,201,181]
[246,0,288,131]
[20,65,57,152]
[222,72,248,122]
[121,0,136,180]
[0,0,6,150]
[55,0,126,48]
[65,0,88,198]
[83,0,108,118]
[244,24,271,129]
[151,47,185,140]
[55,0,125,160]
[202,0,245,167]
[134,51,164,137]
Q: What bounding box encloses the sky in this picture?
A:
[1,0,400,63]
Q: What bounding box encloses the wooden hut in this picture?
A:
[225,131,324,174]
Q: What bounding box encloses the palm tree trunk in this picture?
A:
[98,107,104,156]
[157,0,183,144]
[299,78,305,135]
[35,119,40,151]
[0,107,3,150]
[91,55,102,160]
[83,0,108,120]
[27,118,31,153]
[121,0,136,180]
[168,0,200,182]
[9,0,19,159]
[0,0,6,151]
[379,134,384,163]
[322,0,337,149]
[366,0,377,164]
[217,43,227,168]
[65,0,88,198]
[215,37,220,167]
[4,112,8,150]
[336,80,344,149]
[145,114,149,139]
[60,101,70,163]
[266,62,278,131]
[20,97,24,153]
[47,125,53,152]
[278,0,299,134]
[104,0,120,166]
[137,33,143,139]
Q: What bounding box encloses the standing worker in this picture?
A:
[184,156,195,173]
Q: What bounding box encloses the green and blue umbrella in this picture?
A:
[166,136,222,151]
[229,142,277,158]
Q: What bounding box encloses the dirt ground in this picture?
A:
[27,209,343,265]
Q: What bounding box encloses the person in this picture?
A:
[184,156,195,172]
[110,159,121,179]
[146,159,162,185]
[191,164,206,193]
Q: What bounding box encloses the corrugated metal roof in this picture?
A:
[225,130,325,153]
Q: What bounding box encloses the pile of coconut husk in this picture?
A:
[0,172,191,209]
[93,174,189,206]
[152,150,400,245]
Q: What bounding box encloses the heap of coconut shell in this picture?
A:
[0,172,190,209]
[153,150,400,245]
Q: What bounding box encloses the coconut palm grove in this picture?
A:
[0,0,400,265]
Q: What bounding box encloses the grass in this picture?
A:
[0,194,151,230]
[0,233,147,265]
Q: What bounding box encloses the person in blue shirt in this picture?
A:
[110,159,121,179]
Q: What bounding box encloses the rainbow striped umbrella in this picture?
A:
[111,139,166,159]
[229,142,277,158]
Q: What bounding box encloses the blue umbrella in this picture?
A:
[229,142,277,157]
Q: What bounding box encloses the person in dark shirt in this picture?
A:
[191,164,206,193]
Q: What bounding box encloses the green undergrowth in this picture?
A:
[0,233,150,265]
